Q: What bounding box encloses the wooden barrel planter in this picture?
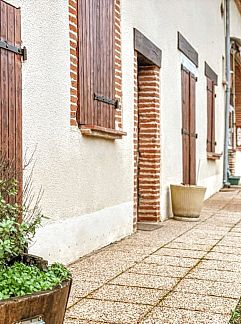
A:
[0,255,72,324]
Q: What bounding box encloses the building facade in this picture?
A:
[1,0,241,264]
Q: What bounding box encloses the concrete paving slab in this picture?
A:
[65,320,102,324]
[66,299,150,323]
[144,254,198,268]
[186,268,241,283]
[110,272,179,290]
[89,284,167,305]
[140,307,230,324]
[198,259,241,272]
[161,291,237,315]
[129,262,189,278]
[205,251,241,262]
[67,280,103,308]
[212,244,241,255]
[165,241,213,251]
[153,247,206,259]
[175,278,241,299]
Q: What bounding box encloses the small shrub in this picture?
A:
[0,262,70,300]
[0,170,41,268]
[0,156,71,300]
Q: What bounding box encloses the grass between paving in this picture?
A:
[230,298,241,324]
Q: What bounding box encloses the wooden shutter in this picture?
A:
[0,1,22,201]
[207,78,215,152]
[78,0,116,129]
[181,67,190,185]
[181,66,196,185]
[189,74,196,185]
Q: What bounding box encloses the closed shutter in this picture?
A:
[189,74,196,185]
[181,66,197,185]
[78,0,116,129]
[0,1,22,203]
[207,78,215,152]
[181,67,190,185]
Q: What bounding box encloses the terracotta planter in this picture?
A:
[170,184,206,221]
[0,256,72,324]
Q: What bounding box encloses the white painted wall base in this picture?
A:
[29,202,133,265]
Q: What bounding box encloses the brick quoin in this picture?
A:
[133,52,161,228]
[133,52,138,230]
[69,0,78,126]
[68,0,123,128]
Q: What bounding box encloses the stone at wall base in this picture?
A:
[137,222,163,231]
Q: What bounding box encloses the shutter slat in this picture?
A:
[14,7,22,204]
[1,1,9,160]
[8,5,16,172]
[88,0,94,125]
[110,0,115,129]
[181,68,190,185]
[105,0,111,128]
[96,0,101,126]
[78,0,85,124]
[189,74,196,185]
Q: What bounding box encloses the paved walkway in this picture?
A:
[65,189,241,324]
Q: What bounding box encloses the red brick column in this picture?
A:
[134,60,161,225]
[133,52,138,230]
[114,0,123,130]
[69,0,78,126]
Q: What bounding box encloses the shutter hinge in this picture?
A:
[22,46,27,61]
[181,128,198,138]
[0,40,27,61]
[94,94,119,109]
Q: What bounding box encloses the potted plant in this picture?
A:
[170,184,206,221]
[0,157,72,323]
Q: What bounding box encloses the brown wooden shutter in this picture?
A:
[207,78,215,152]
[181,66,197,185]
[189,74,196,185]
[181,67,190,185]
[78,0,116,129]
[0,1,22,201]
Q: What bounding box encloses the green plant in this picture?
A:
[0,262,70,300]
[0,155,71,301]
[230,308,241,323]
[0,159,42,268]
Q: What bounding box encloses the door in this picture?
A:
[181,66,197,185]
[0,1,23,201]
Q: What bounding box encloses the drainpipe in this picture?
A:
[223,0,231,186]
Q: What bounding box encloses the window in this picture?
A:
[77,0,116,130]
[207,78,216,153]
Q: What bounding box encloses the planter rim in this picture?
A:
[0,278,72,305]
[170,184,206,190]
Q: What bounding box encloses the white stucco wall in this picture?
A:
[5,0,241,263]
[121,0,230,219]
[7,0,134,264]
[231,0,241,39]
